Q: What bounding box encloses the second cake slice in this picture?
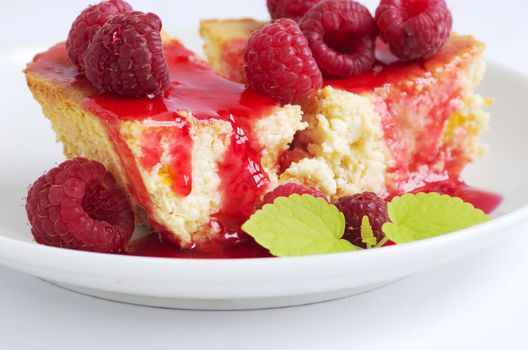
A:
[201,19,490,197]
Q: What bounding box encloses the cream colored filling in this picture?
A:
[281,87,388,198]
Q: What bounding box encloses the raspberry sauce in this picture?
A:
[126,229,272,259]
[138,115,193,196]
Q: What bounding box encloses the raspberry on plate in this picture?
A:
[83,11,170,98]
[267,0,320,22]
[375,0,453,60]
[66,0,132,68]
[25,158,135,253]
[262,183,328,205]
[335,192,389,249]
[300,0,378,78]
[244,18,323,104]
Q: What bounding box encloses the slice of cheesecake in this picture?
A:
[200,19,489,197]
[25,39,305,248]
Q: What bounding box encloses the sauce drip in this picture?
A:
[137,114,193,196]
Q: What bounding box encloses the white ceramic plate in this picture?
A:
[1,43,527,310]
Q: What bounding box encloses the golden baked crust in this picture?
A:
[26,64,128,195]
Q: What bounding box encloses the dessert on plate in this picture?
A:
[23,0,500,258]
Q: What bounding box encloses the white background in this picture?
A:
[1,1,528,349]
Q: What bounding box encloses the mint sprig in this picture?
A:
[242,192,491,257]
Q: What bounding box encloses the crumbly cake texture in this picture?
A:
[25,40,304,248]
[281,88,387,197]
[200,19,489,198]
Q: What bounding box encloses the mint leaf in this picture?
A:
[241,194,358,257]
[382,192,490,244]
[361,216,377,249]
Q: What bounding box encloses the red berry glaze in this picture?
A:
[375,0,453,60]
[262,183,328,205]
[244,18,323,104]
[267,0,321,22]
[25,158,135,253]
[83,11,170,98]
[300,0,378,78]
[66,0,132,68]
[335,192,389,249]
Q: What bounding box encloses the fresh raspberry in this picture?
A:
[267,0,321,22]
[262,183,328,205]
[300,0,378,78]
[66,0,133,68]
[83,11,170,98]
[25,158,135,253]
[244,18,323,104]
[335,192,389,249]
[375,0,452,60]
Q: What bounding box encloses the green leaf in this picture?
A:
[241,194,358,257]
[360,216,377,249]
[382,192,491,244]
